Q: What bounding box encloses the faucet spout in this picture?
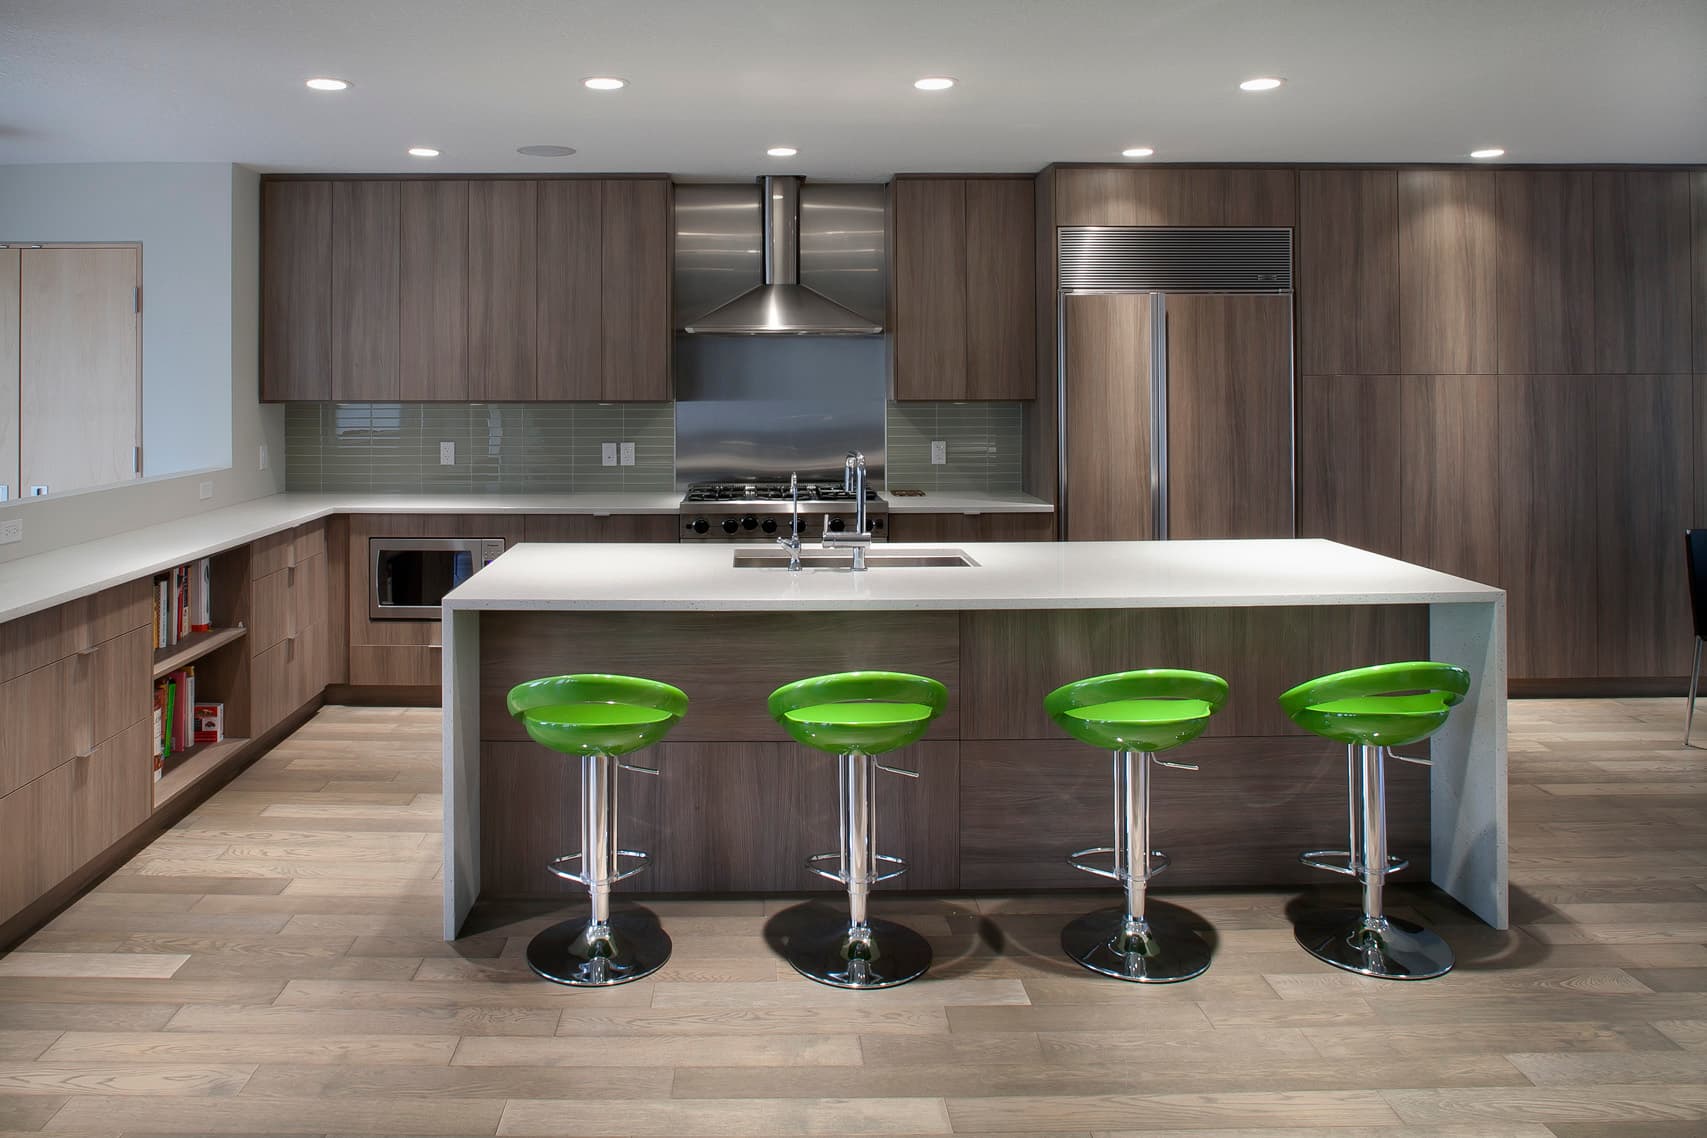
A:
[822,451,873,571]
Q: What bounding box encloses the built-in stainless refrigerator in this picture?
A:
[1056,227,1295,541]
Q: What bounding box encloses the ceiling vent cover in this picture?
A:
[1057,226,1293,292]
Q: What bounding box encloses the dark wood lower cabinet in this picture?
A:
[886,512,1056,543]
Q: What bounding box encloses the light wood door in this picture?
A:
[1497,171,1594,374]
[260,180,332,400]
[400,181,470,401]
[468,180,537,401]
[1592,172,1692,375]
[536,180,603,401]
[0,248,17,502]
[601,179,671,400]
[1063,292,1152,540]
[1165,293,1295,539]
[1296,375,1403,559]
[1299,170,1398,375]
[19,247,139,495]
[1397,170,1498,374]
[331,181,401,401]
[892,178,968,400]
[965,178,1036,399]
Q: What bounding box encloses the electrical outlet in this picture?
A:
[601,442,619,467]
[439,440,456,466]
[0,517,21,545]
[619,441,636,467]
[258,444,269,470]
[930,440,947,465]
[28,485,48,497]
[198,481,214,500]
[0,484,8,502]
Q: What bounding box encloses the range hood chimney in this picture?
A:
[681,176,883,336]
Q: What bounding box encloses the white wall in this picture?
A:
[0,163,283,563]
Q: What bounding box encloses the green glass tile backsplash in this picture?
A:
[885,401,1025,492]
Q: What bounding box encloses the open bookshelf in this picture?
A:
[154,737,250,807]
[152,625,247,679]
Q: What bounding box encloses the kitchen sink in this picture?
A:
[733,548,979,569]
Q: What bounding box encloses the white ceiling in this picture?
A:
[2,0,1703,178]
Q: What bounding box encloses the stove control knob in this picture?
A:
[721,518,740,534]
[828,517,846,533]
[740,514,758,531]
[688,518,709,535]
[760,518,778,534]
[872,517,884,531]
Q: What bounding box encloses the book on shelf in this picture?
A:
[193,702,225,746]
[152,557,214,650]
[152,687,165,781]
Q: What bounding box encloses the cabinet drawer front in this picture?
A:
[0,579,150,686]
[68,717,151,871]
[0,764,74,924]
[251,637,291,737]
[1,628,152,799]
[252,521,325,580]
[292,553,329,633]
[83,627,151,749]
[252,554,330,655]
[292,521,328,564]
[349,643,441,687]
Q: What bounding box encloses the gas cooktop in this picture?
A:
[683,481,879,504]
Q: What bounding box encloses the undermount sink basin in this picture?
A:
[733,548,979,569]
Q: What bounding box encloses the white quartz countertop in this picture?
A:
[444,538,1504,613]
[0,491,683,624]
[879,491,1053,513]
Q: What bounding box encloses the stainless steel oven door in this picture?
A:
[369,537,505,620]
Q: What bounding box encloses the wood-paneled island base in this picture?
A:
[441,540,1507,938]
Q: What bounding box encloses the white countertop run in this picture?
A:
[446,538,1503,613]
[880,490,1053,513]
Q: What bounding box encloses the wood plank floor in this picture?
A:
[0,699,1704,1136]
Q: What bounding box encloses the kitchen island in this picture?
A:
[441,539,1506,938]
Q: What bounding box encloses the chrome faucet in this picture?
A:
[776,472,803,571]
[820,451,872,571]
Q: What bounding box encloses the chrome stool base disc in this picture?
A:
[785,917,932,990]
[1294,910,1453,980]
[526,910,671,987]
[1061,905,1212,983]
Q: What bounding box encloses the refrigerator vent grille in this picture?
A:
[1058,227,1293,292]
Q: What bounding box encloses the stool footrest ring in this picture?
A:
[1068,846,1171,883]
[546,849,652,886]
[1299,849,1409,878]
[805,850,908,886]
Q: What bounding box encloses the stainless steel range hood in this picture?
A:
[681,176,882,335]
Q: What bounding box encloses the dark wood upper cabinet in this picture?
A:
[1296,375,1404,559]
[1497,171,1594,374]
[400,181,469,401]
[1593,172,1692,375]
[1053,167,1296,227]
[893,178,969,400]
[1299,170,1399,375]
[536,179,603,402]
[468,180,539,401]
[600,179,672,401]
[1398,373,1499,585]
[260,180,331,401]
[1397,170,1497,375]
[331,181,401,402]
[964,178,1036,400]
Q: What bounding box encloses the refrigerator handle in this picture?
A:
[1150,291,1168,541]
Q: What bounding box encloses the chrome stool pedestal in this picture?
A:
[1063,748,1210,983]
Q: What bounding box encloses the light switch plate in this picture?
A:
[198,481,214,500]
[439,440,456,466]
[28,485,48,497]
[601,442,619,467]
[258,444,269,470]
[619,441,636,467]
[0,484,8,502]
[930,440,947,465]
[0,518,21,545]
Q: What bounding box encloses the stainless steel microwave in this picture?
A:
[369,537,506,620]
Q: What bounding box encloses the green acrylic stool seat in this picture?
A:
[1280,661,1470,981]
[1044,669,1229,983]
[507,674,689,988]
[768,671,948,990]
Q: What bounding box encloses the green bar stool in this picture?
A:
[1044,668,1230,983]
[768,670,948,989]
[1279,661,1470,981]
[507,673,689,986]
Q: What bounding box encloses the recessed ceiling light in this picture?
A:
[1239,76,1284,91]
[305,77,350,91]
[517,145,578,158]
[407,147,440,158]
[766,146,799,158]
[583,77,627,91]
[1470,147,1506,159]
[1122,147,1155,158]
[913,77,956,91]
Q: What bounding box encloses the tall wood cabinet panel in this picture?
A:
[536,180,604,402]
[1397,170,1497,375]
[261,180,332,400]
[1398,374,1500,585]
[1497,171,1594,375]
[1595,374,1693,677]
[0,248,17,502]
[399,181,470,401]
[331,181,401,401]
[1165,294,1295,539]
[1062,292,1152,540]
[1498,374,1599,679]
[1053,167,1296,227]
[1299,171,1399,375]
[1695,174,1707,372]
[1592,172,1692,375]
[1296,375,1403,559]
[601,179,672,401]
[893,178,968,400]
[964,178,1037,399]
[468,180,538,401]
